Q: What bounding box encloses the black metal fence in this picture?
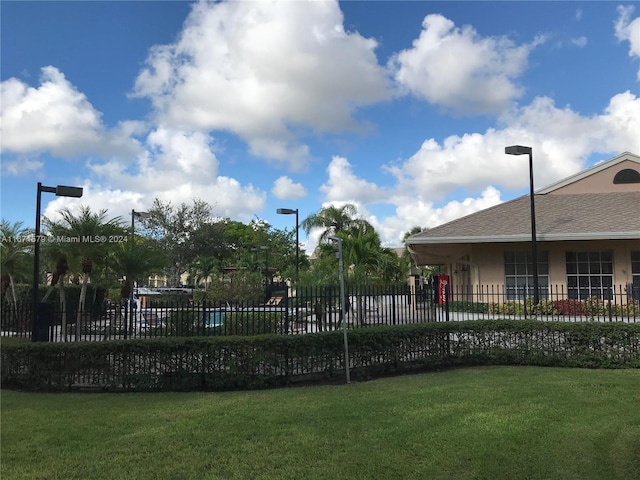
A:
[435,284,639,323]
[2,283,638,342]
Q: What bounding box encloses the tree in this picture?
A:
[340,222,381,278]
[189,255,221,290]
[302,203,371,244]
[144,198,216,285]
[0,220,32,314]
[44,207,124,339]
[106,239,167,303]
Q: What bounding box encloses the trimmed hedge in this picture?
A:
[2,320,639,392]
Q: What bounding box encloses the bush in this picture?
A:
[165,310,286,337]
[553,299,586,316]
[447,301,489,314]
[526,298,558,315]
[3,320,639,392]
[489,301,525,315]
[224,312,285,336]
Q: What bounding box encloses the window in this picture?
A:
[566,251,613,300]
[504,251,549,300]
[613,168,640,184]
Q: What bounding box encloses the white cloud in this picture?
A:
[271,176,307,200]
[83,127,266,220]
[571,36,587,48]
[1,157,43,176]
[615,5,640,79]
[390,14,542,115]
[320,156,385,204]
[377,186,503,246]
[390,92,640,201]
[132,0,391,169]
[0,64,269,223]
[1,66,102,156]
[0,66,140,158]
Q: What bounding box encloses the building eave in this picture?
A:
[408,231,640,245]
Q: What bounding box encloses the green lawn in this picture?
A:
[2,366,640,480]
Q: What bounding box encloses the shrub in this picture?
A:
[489,301,525,315]
[223,312,285,336]
[553,299,586,316]
[448,301,489,314]
[3,320,639,392]
[526,298,558,315]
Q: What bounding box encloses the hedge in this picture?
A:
[2,320,639,392]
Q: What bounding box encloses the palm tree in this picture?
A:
[106,240,167,336]
[375,248,407,283]
[189,255,220,290]
[341,222,382,280]
[0,220,32,319]
[302,203,367,244]
[44,207,124,338]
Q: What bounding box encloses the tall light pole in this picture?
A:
[32,183,83,342]
[276,208,299,282]
[128,210,149,337]
[505,145,539,305]
[328,236,350,384]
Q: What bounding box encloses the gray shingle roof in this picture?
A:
[408,191,640,244]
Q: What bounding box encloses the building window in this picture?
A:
[613,168,640,184]
[504,251,549,300]
[566,251,613,300]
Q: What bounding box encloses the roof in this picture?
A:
[407,152,640,248]
[537,151,640,194]
[407,191,640,244]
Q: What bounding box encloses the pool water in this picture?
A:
[206,311,224,327]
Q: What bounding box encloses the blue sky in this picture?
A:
[2,1,639,252]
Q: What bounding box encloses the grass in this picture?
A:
[2,366,640,480]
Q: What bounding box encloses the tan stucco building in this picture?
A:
[407,152,640,301]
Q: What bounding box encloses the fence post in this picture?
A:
[392,287,397,325]
[202,299,207,335]
[284,287,290,335]
[445,284,450,322]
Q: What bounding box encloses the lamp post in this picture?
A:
[277,208,300,332]
[328,235,350,384]
[128,210,149,338]
[505,145,539,305]
[276,208,299,282]
[32,183,83,342]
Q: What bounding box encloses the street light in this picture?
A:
[276,208,299,282]
[128,210,150,338]
[328,236,350,384]
[505,145,539,306]
[32,183,83,342]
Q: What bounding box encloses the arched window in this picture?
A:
[613,168,640,184]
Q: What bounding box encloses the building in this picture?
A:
[406,152,640,301]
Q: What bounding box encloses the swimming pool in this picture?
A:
[206,310,225,327]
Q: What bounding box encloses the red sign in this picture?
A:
[437,275,450,304]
